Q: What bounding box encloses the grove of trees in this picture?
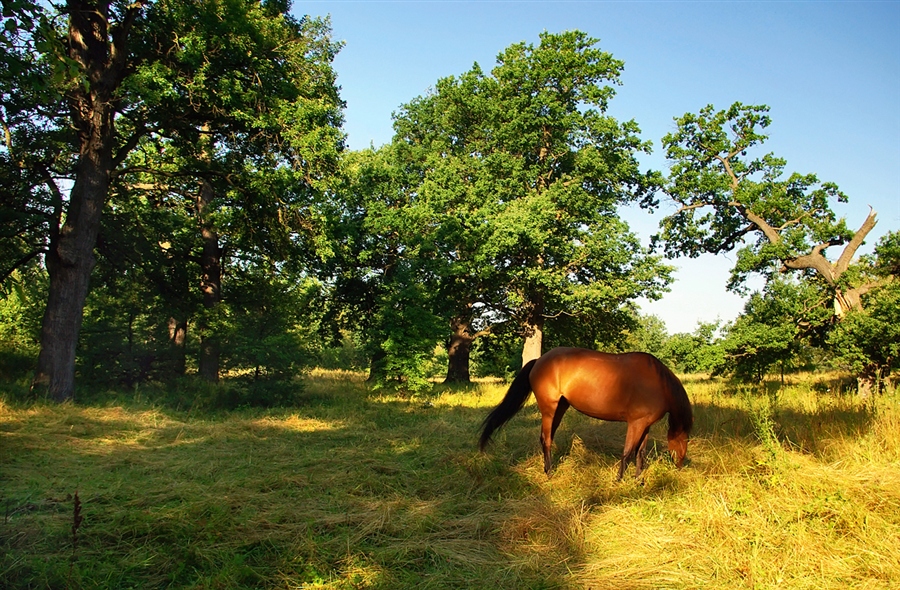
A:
[1,1,896,403]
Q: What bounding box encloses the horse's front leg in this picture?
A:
[619,421,651,480]
[634,434,650,478]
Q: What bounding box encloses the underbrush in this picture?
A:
[2,371,898,588]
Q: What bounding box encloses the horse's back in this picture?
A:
[530,347,671,421]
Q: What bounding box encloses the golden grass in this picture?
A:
[2,373,899,588]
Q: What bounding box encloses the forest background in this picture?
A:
[0,0,898,404]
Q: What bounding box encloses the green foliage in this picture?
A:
[0,270,44,381]
[0,0,69,286]
[618,313,670,359]
[827,281,900,388]
[220,270,318,380]
[78,281,180,388]
[382,31,672,369]
[656,102,851,292]
[662,322,726,374]
[874,230,900,278]
[719,277,828,383]
[317,147,447,387]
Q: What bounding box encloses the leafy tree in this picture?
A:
[662,322,725,374]
[389,65,502,383]
[318,147,446,389]
[0,0,63,286]
[0,270,45,380]
[719,277,827,383]
[115,0,343,383]
[619,313,669,359]
[827,232,900,396]
[655,103,882,318]
[482,31,670,365]
[15,0,342,400]
[389,31,672,378]
[22,0,152,402]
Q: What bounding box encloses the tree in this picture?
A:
[655,102,882,318]
[318,147,446,389]
[719,277,827,383]
[389,31,671,378]
[0,0,64,287]
[827,232,900,396]
[485,32,670,364]
[117,0,342,383]
[21,0,342,400]
[19,0,149,402]
[619,313,669,359]
[662,321,725,374]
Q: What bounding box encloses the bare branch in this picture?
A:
[675,202,708,214]
[781,239,842,284]
[834,207,878,276]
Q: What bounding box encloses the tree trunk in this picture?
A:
[367,348,387,382]
[31,1,144,401]
[521,296,545,366]
[857,365,882,400]
[167,316,187,376]
[33,216,101,401]
[32,6,119,401]
[198,178,221,382]
[445,316,474,384]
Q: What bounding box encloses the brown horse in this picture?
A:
[479,347,693,479]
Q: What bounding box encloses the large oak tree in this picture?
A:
[655,102,882,317]
[391,31,671,375]
[11,0,342,400]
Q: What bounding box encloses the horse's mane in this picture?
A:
[650,355,693,436]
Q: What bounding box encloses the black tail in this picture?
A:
[479,359,538,451]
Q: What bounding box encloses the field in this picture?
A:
[2,371,899,589]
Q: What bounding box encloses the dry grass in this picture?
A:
[2,372,899,588]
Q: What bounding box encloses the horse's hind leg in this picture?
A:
[634,433,650,478]
[540,399,570,477]
[540,414,554,475]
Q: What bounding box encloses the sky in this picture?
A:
[297,0,900,334]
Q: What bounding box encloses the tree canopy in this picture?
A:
[2,11,895,401]
[655,103,880,316]
[384,31,672,379]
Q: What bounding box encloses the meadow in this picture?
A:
[2,370,899,589]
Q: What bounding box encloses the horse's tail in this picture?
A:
[479,359,538,451]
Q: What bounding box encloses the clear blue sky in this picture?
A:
[298,1,900,334]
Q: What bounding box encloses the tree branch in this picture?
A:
[834,207,878,276]
[739,205,782,245]
[781,239,842,284]
[675,202,708,214]
[1,249,47,284]
[713,223,756,253]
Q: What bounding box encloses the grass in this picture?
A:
[2,369,899,589]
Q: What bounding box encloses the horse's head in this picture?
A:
[667,431,689,468]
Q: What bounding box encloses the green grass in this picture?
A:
[2,370,899,588]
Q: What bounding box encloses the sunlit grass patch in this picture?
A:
[2,373,899,588]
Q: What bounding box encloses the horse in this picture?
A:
[479,347,693,479]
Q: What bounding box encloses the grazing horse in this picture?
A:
[479,347,693,479]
